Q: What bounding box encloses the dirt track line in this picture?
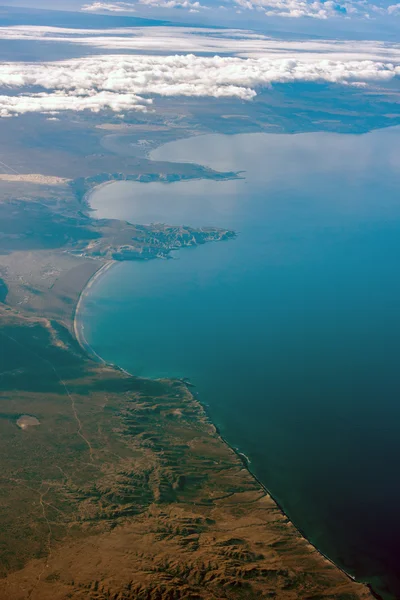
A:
[38,486,52,561]
[27,485,52,599]
[0,476,66,515]
[0,475,57,598]
[0,330,94,462]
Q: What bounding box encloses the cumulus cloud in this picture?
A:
[0,91,151,118]
[0,25,399,118]
[0,52,399,117]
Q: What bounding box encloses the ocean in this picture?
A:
[81,127,400,599]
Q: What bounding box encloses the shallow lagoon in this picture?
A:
[83,127,400,598]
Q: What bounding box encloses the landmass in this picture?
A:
[71,168,242,205]
[0,305,373,600]
[0,112,375,599]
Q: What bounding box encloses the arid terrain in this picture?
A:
[0,305,373,600]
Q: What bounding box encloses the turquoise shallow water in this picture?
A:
[82,127,400,599]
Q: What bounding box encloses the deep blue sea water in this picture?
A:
[82,127,400,599]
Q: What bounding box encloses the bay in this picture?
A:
[82,127,400,599]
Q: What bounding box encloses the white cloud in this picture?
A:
[233,0,350,18]
[387,2,400,13]
[231,0,400,18]
[0,25,399,118]
[0,90,151,117]
[80,0,400,17]
[81,2,137,11]
[0,52,399,117]
[138,0,207,11]
[82,0,207,10]
[1,26,400,62]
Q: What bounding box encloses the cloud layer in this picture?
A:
[81,0,400,18]
[82,0,206,11]
[0,91,151,118]
[82,2,137,11]
[1,25,400,61]
[234,0,350,18]
[0,25,399,117]
[0,50,399,117]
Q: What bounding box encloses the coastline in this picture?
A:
[78,170,245,216]
[203,406,371,589]
[211,421,380,595]
[81,180,116,213]
[71,255,379,600]
[73,259,117,365]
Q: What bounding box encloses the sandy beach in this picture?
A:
[73,260,116,364]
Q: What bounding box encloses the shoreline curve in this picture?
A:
[73,260,116,366]
[71,255,379,599]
